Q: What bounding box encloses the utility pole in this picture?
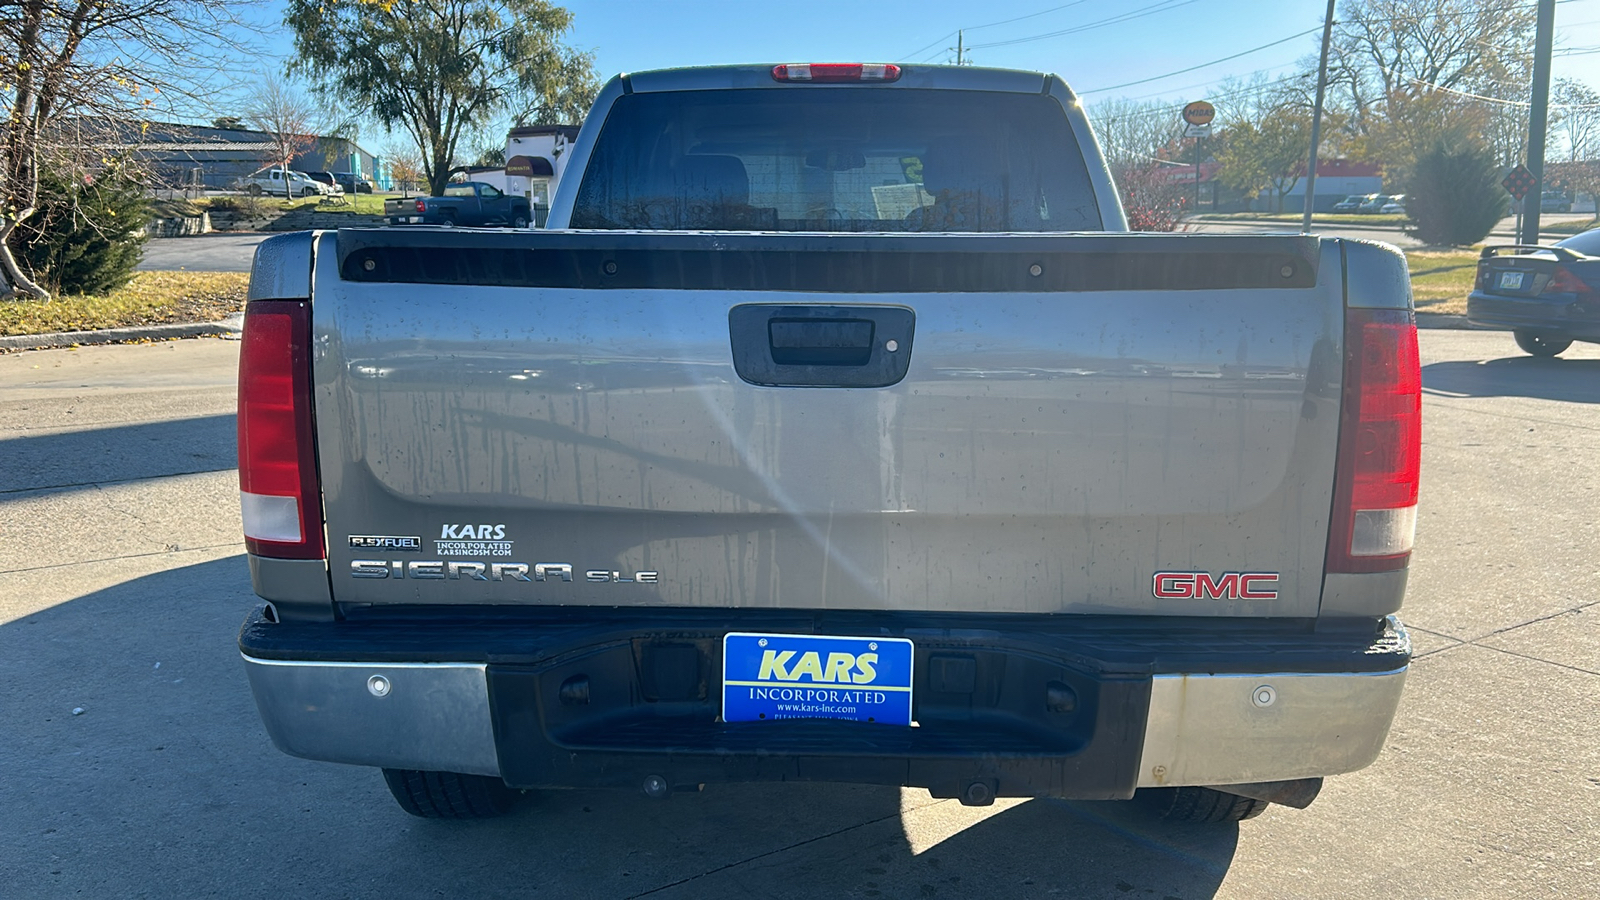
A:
[1301,0,1337,233]
[1520,0,1557,246]
[957,30,964,65]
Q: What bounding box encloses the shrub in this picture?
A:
[206,194,275,217]
[1113,163,1191,232]
[1404,143,1510,246]
[12,165,148,295]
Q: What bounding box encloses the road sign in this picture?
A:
[1182,101,1216,126]
[1502,164,1536,201]
[1184,123,1212,139]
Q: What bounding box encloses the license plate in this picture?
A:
[1498,270,1526,290]
[722,632,914,725]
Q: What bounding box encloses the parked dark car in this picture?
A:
[332,171,374,194]
[1332,194,1373,212]
[384,181,531,227]
[1357,194,1396,214]
[1467,230,1600,356]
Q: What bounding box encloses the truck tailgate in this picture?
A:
[311,230,1344,617]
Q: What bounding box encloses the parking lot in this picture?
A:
[1,329,1596,899]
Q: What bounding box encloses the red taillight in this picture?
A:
[238,301,324,560]
[772,63,902,83]
[1326,308,1421,574]
[1541,265,1594,296]
[416,199,426,212]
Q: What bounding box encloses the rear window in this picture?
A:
[1556,229,1600,254]
[570,88,1102,232]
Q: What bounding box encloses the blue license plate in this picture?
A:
[722,632,914,725]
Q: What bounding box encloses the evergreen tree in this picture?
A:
[1404,143,1510,247]
[12,165,148,296]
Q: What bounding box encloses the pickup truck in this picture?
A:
[238,63,1419,825]
[384,180,531,228]
[234,167,334,198]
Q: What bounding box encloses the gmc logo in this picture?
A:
[1153,571,1280,600]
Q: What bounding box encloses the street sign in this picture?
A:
[1182,101,1216,126]
[1502,164,1536,201]
[1184,123,1212,139]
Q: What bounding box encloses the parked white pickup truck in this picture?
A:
[234,167,335,198]
[236,63,1419,825]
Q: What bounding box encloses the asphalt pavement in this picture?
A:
[135,232,271,273]
[0,332,1596,899]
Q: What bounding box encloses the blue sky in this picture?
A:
[559,0,1600,101]
[248,0,1600,144]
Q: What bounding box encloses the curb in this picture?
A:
[1190,217,1583,240]
[0,312,244,352]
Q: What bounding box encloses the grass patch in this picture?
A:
[0,271,247,337]
[1407,248,1480,315]
[197,193,388,216]
[1536,218,1598,236]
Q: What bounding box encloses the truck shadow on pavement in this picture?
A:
[1421,357,1600,404]
[0,556,1235,900]
[0,413,236,494]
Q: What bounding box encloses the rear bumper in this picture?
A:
[240,607,1409,799]
[1466,291,1600,338]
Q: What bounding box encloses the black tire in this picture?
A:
[1514,330,1572,357]
[1138,787,1271,823]
[439,210,458,228]
[246,184,262,196]
[381,769,519,819]
[511,213,530,228]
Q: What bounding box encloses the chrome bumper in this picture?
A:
[1135,667,1407,788]
[242,654,1408,789]
[241,657,499,777]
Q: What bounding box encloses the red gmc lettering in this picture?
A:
[1152,572,1279,600]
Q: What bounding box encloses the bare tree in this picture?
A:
[0,0,260,300]
[379,139,426,196]
[1086,97,1185,170]
[1324,0,1535,174]
[245,77,321,199]
[1554,78,1600,163]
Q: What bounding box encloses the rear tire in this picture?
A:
[1138,787,1271,823]
[381,769,520,819]
[511,213,530,229]
[1514,330,1572,357]
[246,184,262,196]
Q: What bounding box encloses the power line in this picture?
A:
[1080,26,1325,94]
[895,0,1095,62]
[968,0,1202,50]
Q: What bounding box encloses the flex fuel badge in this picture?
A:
[348,535,421,551]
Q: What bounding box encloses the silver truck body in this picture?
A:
[239,66,1416,810]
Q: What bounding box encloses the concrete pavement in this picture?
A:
[0,334,1596,898]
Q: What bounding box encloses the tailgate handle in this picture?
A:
[768,318,874,366]
[730,304,915,388]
